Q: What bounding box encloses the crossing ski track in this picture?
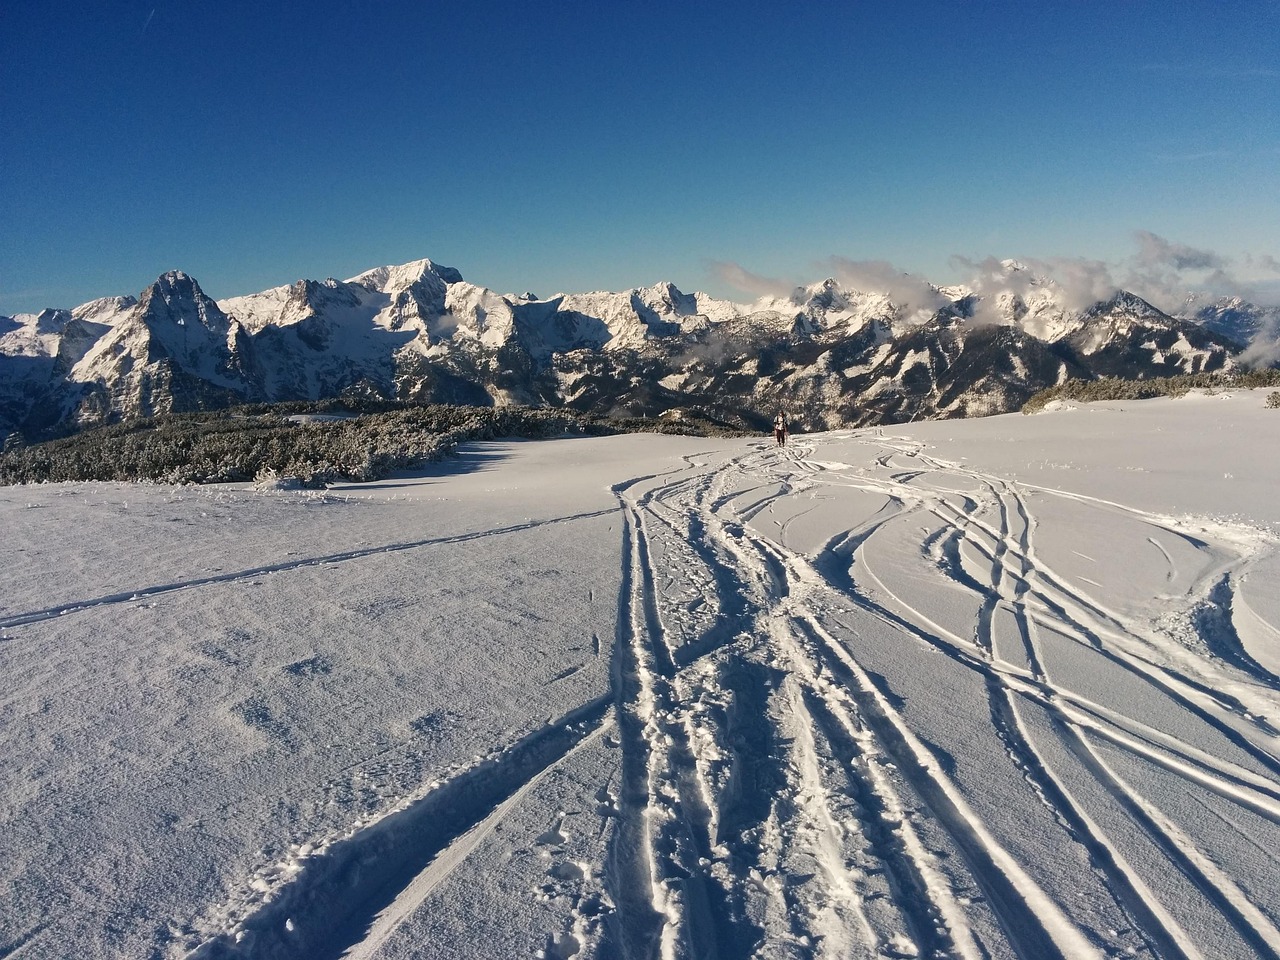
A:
[8,427,1273,960]
[583,432,1280,959]
[160,426,1280,960]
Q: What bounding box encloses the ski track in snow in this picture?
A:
[185,697,613,960]
[11,428,1279,959]
[586,433,1280,959]
[0,508,617,631]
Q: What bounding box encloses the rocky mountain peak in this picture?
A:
[286,278,361,309]
[637,281,699,317]
[1086,290,1170,323]
[1183,294,1279,347]
[348,259,464,295]
[138,271,230,333]
[795,278,842,308]
[32,308,74,334]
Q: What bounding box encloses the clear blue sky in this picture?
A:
[2,0,1278,313]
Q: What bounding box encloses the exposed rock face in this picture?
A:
[0,308,116,438]
[68,272,258,425]
[1,258,1258,441]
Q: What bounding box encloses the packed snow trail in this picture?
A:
[596,431,1280,960]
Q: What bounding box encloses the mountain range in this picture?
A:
[2,258,1276,444]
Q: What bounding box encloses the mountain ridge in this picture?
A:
[1,258,1269,444]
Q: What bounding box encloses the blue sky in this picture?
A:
[2,0,1278,314]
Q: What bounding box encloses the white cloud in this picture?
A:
[949,255,1121,319]
[705,261,792,299]
[1246,253,1280,275]
[953,233,1276,315]
[1115,231,1280,312]
[1133,230,1225,272]
[821,257,950,323]
[1031,257,1123,312]
[710,232,1280,354]
[1239,308,1280,367]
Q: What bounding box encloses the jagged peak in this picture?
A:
[288,277,356,300]
[1184,293,1250,314]
[635,281,699,316]
[154,269,197,290]
[347,258,464,294]
[289,277,329,291]
[136,270,229,331]
[793,278,839,300]
[641,280,686,298]
[785,278,835,308]
[34,307,73,329]
[1088,289,1168,318]
[146,270,205,300]
[787,278,901,314]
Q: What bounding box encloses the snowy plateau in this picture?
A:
[2,257,1274,444]
[3,388,1280,959]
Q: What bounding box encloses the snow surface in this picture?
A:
[3,390,1280,959]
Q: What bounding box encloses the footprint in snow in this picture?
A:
[536,817,568,847]
[539,931,581,959]
[549,860,586,882]
[594,787,618,820]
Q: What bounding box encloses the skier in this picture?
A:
[773,412,788,447]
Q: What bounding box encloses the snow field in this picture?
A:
[2,392,1279,958]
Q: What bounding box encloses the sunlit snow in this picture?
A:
[3,390,1279,959]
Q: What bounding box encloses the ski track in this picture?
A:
[173,433,1280,959]
[183,697,613,960]
[0,508,617,631]
[596,434,1280,959]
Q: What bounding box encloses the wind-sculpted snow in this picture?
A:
[1,393,1279,958]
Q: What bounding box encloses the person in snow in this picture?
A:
[773,412,788,447]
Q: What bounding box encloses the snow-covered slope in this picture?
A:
[0,309,110,365]
[751,278,924,337]
[2,388,1279,958]
[525,281,741,354]
[222,278,409,401]
[71,294,138,328]
[0,309,117,438]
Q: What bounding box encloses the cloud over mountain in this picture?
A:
[706,261,791,300]
[711,231,1279,339]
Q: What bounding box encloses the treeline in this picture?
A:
[1021,369,1280,414]
[0,404,741,486]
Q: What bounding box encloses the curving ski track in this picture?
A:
[595,433,1280,959]
[179,432,1280,959]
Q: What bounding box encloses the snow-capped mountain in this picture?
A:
[542,272,1237,428]
[1180,294,1280,348]
[69,271,258,425]
[0,258,1263,443]
[0,307,121,440]
[71,294,138,327]
[753,279,931,337]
